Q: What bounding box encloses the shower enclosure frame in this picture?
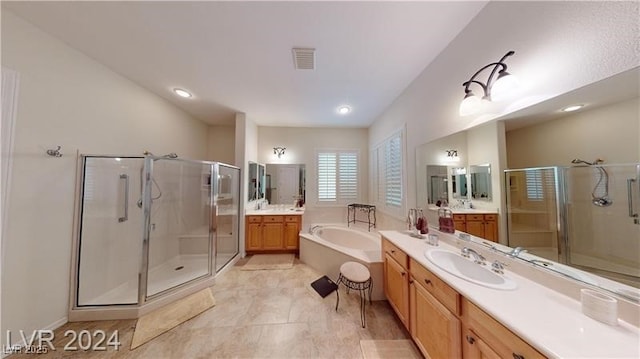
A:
[68,154,241,321]
[504,163,640,288]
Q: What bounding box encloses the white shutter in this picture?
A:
[338,152,358,200]
[317,152,337,201]
[316,150,359,203]
[385,133,402,207]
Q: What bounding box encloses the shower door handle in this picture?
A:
[627,179,638,220]
[119,174,129,223]
[211,204,218,232]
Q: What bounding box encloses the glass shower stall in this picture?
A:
[505,163,640,287]
[71,155,240,314]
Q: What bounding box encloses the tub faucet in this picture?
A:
[507,246,528,258]
[461,247,485,264]
[309,225,321,234]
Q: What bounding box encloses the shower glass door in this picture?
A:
[215,163,240,272]
[564,164,640,284]
[505,167,561,261]
[145,158,212,298]
[77,156,143,306]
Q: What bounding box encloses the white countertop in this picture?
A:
[245,207,305,216]
[379,229,640,359]
[427,206,498,214]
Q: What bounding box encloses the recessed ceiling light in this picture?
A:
[337,105,351,115]
[562,104,584,112]
[173,88,192,98]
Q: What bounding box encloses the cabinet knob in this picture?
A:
[513,355,525,359]
[391,249,396,253]
[401,272,406,277]
[409,279,414,284]
[424,279,431,285]
[466,335,475,344]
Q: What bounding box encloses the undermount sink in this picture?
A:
[425,249,517,290]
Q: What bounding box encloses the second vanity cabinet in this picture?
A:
[246,215,301,252]
[382,237,545,359]
[453,213,498,242]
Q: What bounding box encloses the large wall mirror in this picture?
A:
[415,66,640,302]
[265,164,305,205]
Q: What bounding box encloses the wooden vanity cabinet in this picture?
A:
[382,239,410,328]
[245,215,301,252]
[454,213,499,242]
[463,299,545,359]
[410,258,461,359]
[381,236,546,359]
[284,215,301,249]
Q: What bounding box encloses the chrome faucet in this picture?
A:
[309,225,321,234]
[491,260,506,274]
[461,247,486,264]
[507,246,528,258]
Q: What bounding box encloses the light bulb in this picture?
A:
[459,94,482,116]
[490,72,519,102]
[173,88,192,98]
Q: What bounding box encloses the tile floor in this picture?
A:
[13,258,411,358]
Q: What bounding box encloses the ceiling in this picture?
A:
[2,1,488,127]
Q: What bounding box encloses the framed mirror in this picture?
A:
[248,162,258,201]
[257,163,266,200]
[450,167,468,199]
[470,164,492,200]
[426,165,448,205]
[265,164,306,205]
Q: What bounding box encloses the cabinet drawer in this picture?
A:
[382,238,408,270]
[247,216,262,223]
[464,299,545,359]
[466,214,484,221]
[453,214,466,221]
[410,258,460,316]
[263,215,284,223]
[284,216,300,223]
[484,214,497,221]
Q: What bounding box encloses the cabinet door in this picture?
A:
[483,216,498,242]
[410,280,461,359]
[246,222,262,250]
[262,222,284,249]
[453,214,466,232]
[464,329,501,359]
[466,217,485,238]
[284,220,300,249]
[384,253,409,328]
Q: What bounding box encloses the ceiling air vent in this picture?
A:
[292,47,315,70]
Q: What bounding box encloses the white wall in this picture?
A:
[257,126,369,230]
[506,97,640,168]
[207,125,235,165]
[1,10,208,339]
[369,1,639,229]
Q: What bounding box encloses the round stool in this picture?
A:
[335,261,372,328]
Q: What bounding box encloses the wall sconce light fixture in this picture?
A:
[459,50,518,116]
[273,147,286,158]
[445,149,458,158]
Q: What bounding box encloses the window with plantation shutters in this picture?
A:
[317,150,359,203]
[370,128,405,216]
[385,133,402,207]
[525,168,555,201]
